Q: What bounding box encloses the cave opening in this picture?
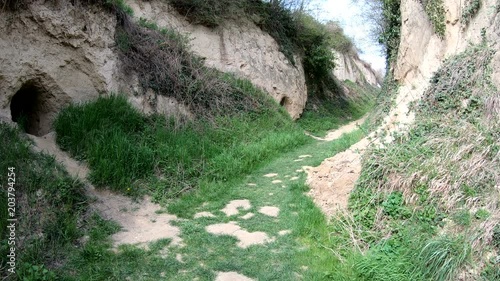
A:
[10,81,48,136]
[279,96,289,107]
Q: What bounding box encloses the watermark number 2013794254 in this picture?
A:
[6,167,17,274]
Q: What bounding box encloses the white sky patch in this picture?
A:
[309,0,386,73]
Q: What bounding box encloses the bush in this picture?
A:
[461,0,481,25]
[421,0,446,37]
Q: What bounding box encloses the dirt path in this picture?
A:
[30,133,183,248]
[306,116,367,141]
[305,78,429,216]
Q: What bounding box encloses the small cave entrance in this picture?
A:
[279,96,289,107]
[10,80,52,136]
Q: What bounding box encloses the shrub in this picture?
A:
[461,0,481,26]
[413,236,471,281]
[378,0,402,66]
[421,0,446,37]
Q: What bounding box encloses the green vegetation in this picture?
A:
[0,123,87,280]
[329,43,499,280]
[52,121,369,280]
[378,0,402,65]
[461,0,481,26]
[422,0,446,37]
[55,95,309,200]
[298,79,376,135]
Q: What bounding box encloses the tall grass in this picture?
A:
[414,236,471,281]
[55,95,309,199]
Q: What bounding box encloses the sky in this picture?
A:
[309,0,386,73]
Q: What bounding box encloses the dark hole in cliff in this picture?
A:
[279,96,290,107]
[10,81,51,136]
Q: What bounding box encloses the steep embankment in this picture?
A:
[333,51,380,87]
[308,0,500,215]
[0,0,378,128]
[0,0,304,125]
[124,0,308,119]
[307,0,500,279]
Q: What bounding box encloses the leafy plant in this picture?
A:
[452,210,471,226]
[378,0,402,65]
[461,0,481,26]
[474,209,490,220]
[18,263,56,281]
[383,192,411,219]
[422,0,446,37]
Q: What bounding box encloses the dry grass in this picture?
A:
[351,44,500,279]
[116,14,268,120]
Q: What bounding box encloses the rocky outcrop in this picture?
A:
[333,51,379,86]
[386,0,500,134]
[124,0,308,119]
[0,3,121,136]
[396,0,500,90]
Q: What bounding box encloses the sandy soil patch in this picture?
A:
[307,116,366,141]
[194,211,215,219]
[278,230,292,236]
[216,272,255,281]
[258,206,280,217]
[221,199,252,216]
[241,213,255,220]
[206,222,274,248]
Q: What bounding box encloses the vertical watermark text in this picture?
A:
[6,167,16,274]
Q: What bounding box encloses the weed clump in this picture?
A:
[461,0,481,26]
[421,0,446,37]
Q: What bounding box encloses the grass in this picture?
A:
[50,118,370,280]
[328,43,500,280]
[0,123,87,280]
[54,95,310,201]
